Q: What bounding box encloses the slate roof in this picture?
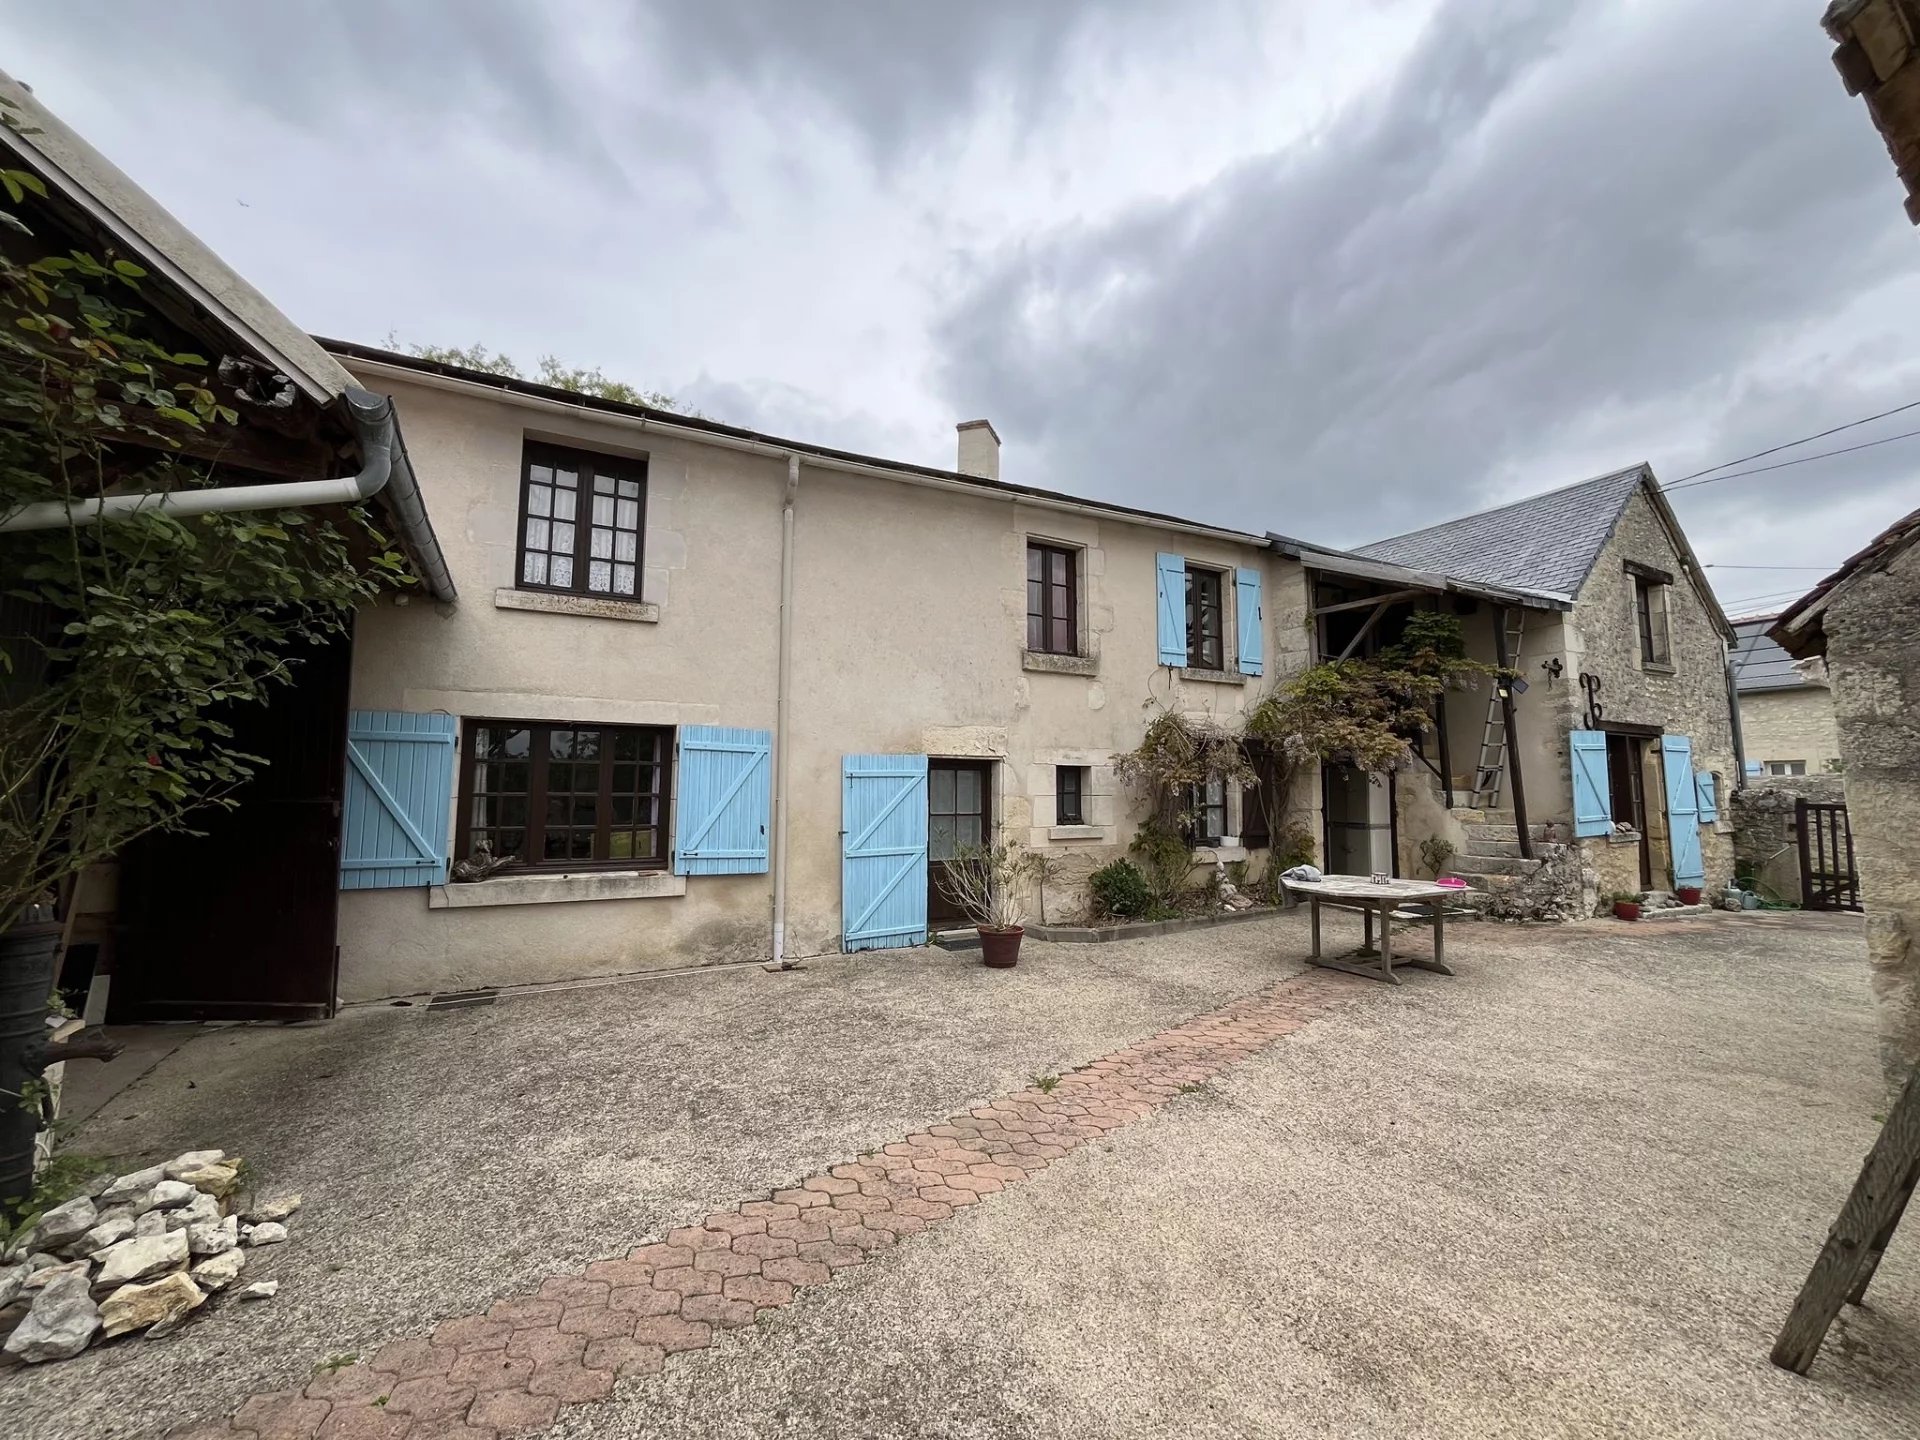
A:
[1731,615,1817,692]
[1351,465,1649,600]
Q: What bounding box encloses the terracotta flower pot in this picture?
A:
[1675,886,1702,906]
[1613,902,1642,921]
[978,926,1023,968]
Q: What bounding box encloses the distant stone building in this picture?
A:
[1773,507,1920,1090]
[1731,615,1841,778]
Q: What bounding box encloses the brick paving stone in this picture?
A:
[189,970,1346,1440]
[762,1256,833,1287]
[314,1408,410,1440]
[582,1336,668,1377]
[428,1316,510,1355]
[527,1361,616,1404]
[235,1392,333,1440]
[384,1374,478,1421]
[680,1293,758,1329]
[608,1283,683,1316]
[557,1304,635,1339]
[654,1263,723,1295]
[503,1326,586,1366]
[447,1351,535,1392]
[304,1366,398,1403]
[723,1273,796,1309]
[629,1314,713,1352]
[483,1297,564,1330]
[467,1389,560,1435]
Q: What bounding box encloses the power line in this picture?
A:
[1715,586,1817,608]
[1664,425,1920,493]
[1703,563,1834,570]
[1665,397,1920,485]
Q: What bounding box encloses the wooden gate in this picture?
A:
[1797,799,1861,912]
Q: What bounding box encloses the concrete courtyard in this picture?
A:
[5,908,1916,1438]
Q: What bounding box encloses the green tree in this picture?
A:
[394,337,694,415]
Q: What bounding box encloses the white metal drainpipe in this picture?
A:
[770,454,800,966]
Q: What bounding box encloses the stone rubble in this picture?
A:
[0,1147,295,1365]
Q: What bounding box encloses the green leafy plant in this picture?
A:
[1088,858,1152,920]
[1272,822,1316,872]
[1128,815,1193,911]
[936,842,1041,930]
[1030,1073,1059,1094]
[393,336,695,415]
[0,200,409,938]
[0,1148,109,1244]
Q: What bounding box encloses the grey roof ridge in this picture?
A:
[1354,462,1650,556]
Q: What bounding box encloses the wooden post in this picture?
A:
[1491,608,1532,860]
[1435,693,1455,810]
[1771,1063,1920,1374]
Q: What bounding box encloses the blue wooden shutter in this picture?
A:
[1570,729,1612,838]
[1662,734,1704,886]
[842,754,928,952]
[1235,567,1264,676]
[1695,770,1718,824]
[341,711,455,889]
[1156,552,1187,666]
[673,726,771,875]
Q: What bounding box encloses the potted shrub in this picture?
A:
[1611,891,1644,921]
[939,843,1040,968]
[1675,884,1702,906]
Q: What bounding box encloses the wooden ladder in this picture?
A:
[1771,1061,1920,1373]
[1470,610,1525,808]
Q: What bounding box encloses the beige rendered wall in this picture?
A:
[1738,685,1841,774]
[338,371,1303,999]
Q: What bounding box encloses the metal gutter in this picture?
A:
[0,389,457,603]
[328,347,1272,549]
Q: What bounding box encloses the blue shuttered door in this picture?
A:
[1235,567,1264,676]
[1570,729,1612,837]
[674,726,772,875]
[341,711,456,889]
[1662,734,1704,887]
[842,754,928,952]
[1155,553,1187,666]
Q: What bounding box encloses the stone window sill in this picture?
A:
[1178,667,1246,686]
[1605,830,1643,846]
[1049,824,1106,841]
[429,870,686,909]
[1193,842,1248,862]
[1640,661,1676,676]
[494,588,660,623]
[1023,650,1097,677]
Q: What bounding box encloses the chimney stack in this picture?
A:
[956,419,1000,481]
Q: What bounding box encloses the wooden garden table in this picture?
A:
[1280,875,1460,985]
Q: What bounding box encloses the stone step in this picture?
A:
[1462,838,1528,859]
[1449,853,1543,878]
[1455,871,1521,893]
[1467,824,1556,844]
[1450,808,1515,826]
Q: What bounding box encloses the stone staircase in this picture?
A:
[1445,809,1555,901]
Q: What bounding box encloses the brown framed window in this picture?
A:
[1055,766,1087,825]
[518,443,646,600]
[1186,565,1224,670]
[459,720,671,870]
[1185,775,1227,845]
[1634,576,1671,667]
[1027,542,1078,654]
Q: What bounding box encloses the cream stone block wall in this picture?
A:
[338,370,1307,998]
[1738,685,1841,773]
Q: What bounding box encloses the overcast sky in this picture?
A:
[12,0,1919,615]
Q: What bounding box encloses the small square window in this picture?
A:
[518,443,645,601]
[459,719,670,870]
[1027,542,1078,655]
[1055,766,1087,826]
[1765,760,1807,777]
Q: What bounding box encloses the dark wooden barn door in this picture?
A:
[114,632,353,1020]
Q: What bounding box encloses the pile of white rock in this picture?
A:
[0,1149,299,1364]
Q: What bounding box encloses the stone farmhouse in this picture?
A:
[0,75,1746,1019]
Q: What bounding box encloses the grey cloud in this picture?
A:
[635,0,1167,162]
[934,0,1918,562]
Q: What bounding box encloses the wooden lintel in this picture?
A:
[1312,587,1429,617]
